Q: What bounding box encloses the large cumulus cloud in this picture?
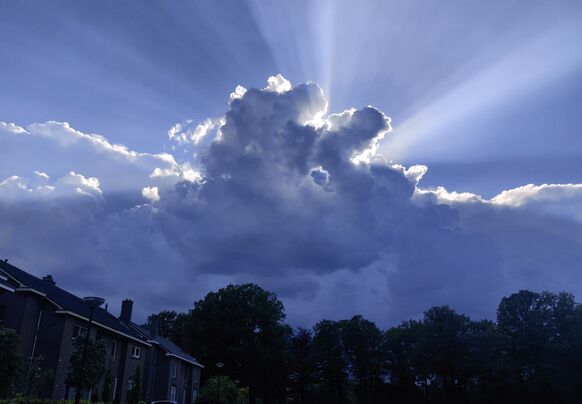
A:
[1,77,582,326]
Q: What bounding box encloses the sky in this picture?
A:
[1,0,582,327]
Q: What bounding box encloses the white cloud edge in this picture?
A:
[3,77,582,221]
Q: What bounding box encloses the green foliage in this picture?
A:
[144,310,189,345]
[197,376,239,404]
[0,326,20,398]
[22,355,54,399]
[66,337,106,396]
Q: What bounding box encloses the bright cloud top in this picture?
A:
[1,76,581,325]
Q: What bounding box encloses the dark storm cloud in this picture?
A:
[1,78,582,325]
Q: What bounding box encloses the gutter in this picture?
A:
[54,310,151,347]
[165,353,204,368]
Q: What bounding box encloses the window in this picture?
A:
[127,378,134,391]
[112,378,117,401]
[169,386,176,401]
[111,341,118,361]
[131,345,141,359]
[173,360,178,378]
[72,324,88,339]
[0,304,5,325]
[182,388,186,404]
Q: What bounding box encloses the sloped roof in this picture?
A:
[0,271,15,292]
[0,260,149,345]
[131,323,204,368]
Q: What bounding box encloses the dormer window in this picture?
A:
[131,345,141,359]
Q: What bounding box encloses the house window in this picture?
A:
[182,388,186,404]
[173,360,178,378]
[131,345,141,359]
[192,389,198,403]
[111,341,118,361]
[127,378,134,391]
[169,386,176,401]
[72,324,88,339]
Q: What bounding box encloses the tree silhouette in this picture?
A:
[66,337,106,403]
[187,283,290,404]
[0,326,20,398]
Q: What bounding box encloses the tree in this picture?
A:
[340,315,385,404]
[497,290,577,401]
[187,283,290,404]
[0,326,20,398]
[423,306,473,401]
[22,355,54,399]
[312,320,348,404]
[144,310,190,346]
[463,320,505,404]
[385,320,424,401]
[288,328,317,404]
[66,337,106,404]
[127,366,141,404]
[197,375,239,404]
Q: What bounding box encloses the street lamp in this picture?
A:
[215,362,224,404]
[83,296,105,329]
[73,296,105,404]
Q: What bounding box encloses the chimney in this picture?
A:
[42,275,56,286]
[150,316,159,338]
[119,299,133,324]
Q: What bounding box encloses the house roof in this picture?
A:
[0,274,15,292]
[131,323,204,368]
[0,260,149,346]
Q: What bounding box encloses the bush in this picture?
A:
[197,376,239,404]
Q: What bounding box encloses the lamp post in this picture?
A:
[215,362,224,404]
[73,296,105,404]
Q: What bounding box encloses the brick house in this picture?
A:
[0,259,203,403]
[131,319,203,404]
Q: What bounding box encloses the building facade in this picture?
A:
[132,318,203,404]
[0,260,203,404]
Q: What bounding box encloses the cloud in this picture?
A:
[1,77,582,326]
[0,171,102,201]
[167,117,225,146]
[0,120,199,197]
[0,122,27,135]
[141,186,160,203]
[264,74,292,93]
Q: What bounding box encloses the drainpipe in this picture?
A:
[23,308,43,401]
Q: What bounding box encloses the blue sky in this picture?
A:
[2,0,582,195]
[1,0,582,325]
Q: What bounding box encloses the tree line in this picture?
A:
[146,285,582,404]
